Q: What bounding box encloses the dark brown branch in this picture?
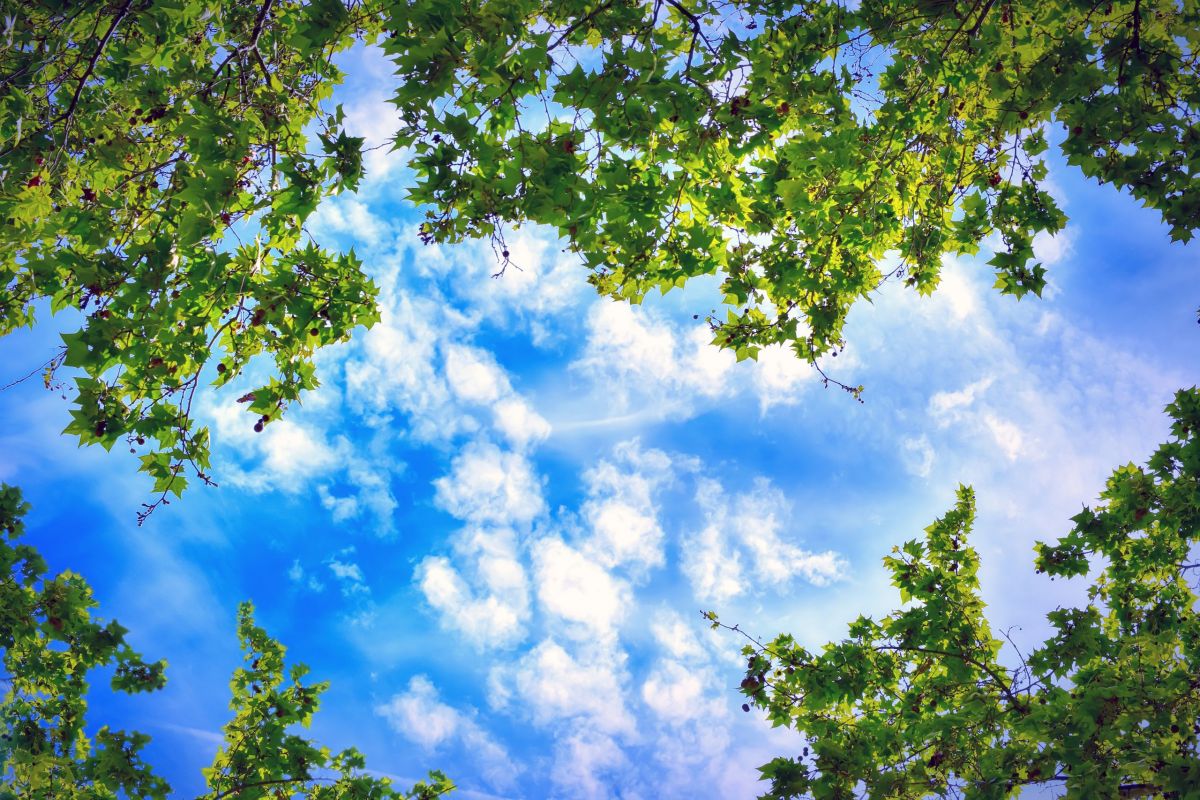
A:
[548,0,617,52]
[203,0,276,96]
[967,0,999,38]
[50,0,133,170]
[55,0,132,127]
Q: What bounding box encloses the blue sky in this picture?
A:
[1,44,1197,799]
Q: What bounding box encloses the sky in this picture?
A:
[1,44,1198,799]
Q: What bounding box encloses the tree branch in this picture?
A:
[55,0,132,127]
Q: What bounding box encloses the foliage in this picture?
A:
[389,0,1198,370]
[3,0,1198,503]
[0,482,167,799]
[202,602,454,800]
[0,484,453,799]
[714,388,1200,799]
[0,0,382,515]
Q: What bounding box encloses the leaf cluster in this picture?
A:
[725,388,1200,799]
[0,0,381,516]
[0,484,453,799]
[4,1,1199,504]
[388,0,1197,365]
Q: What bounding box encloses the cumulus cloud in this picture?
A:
[287,559,325,593]
[927,376,1026,461]
[751,343,817,410]
[444,344,510,405]
[641,660,724,724]
[493,397,551,449]
[901,435,935,478]
[570,300,831,423]
[574,302,732,410]
[930,376,995,422]
[982,413,1025,461]
[342,295,474,442]
[579,439,676,575]
[327,549,369,597]
[433,441,545,526]
[412,227,593,334]
[205,399,401,534]
[550,729,633,800]
[650,610,707,662]
[683,478,846,602]
[491,639,635,735]
[532,538,631,639]
[376,676,520,791]
[416,527,530,649]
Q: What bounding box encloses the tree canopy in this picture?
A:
[718,388,1200,799]
[2,0,1197,504]
[1,1,1198,797]
[0,483,453,800]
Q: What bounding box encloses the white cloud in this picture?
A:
[570,300,829,422]
[433,441,545,526]
[328,553,368,596]
[934,258,979,321]
[585,499,661,569]
[650,610,707,662]
[492,639,635,735]
[751,343,814,410]
[310,194,388,246]
[532,538,630,638]
[287,559,325,593]
[578,301,685,396]
[338,459,399,529]
[317,485,360,522]
[205,396,400,533]
[208,402,337,490]
[1032,227,1074,267]
[550,729,633,800]
[416,527,530,649]
[901,435,935,478]
[343,295,473,443]
[683,478,845,602]
[493,397,551,449]
[927,377,1025,461]
[571,301,739,415]
[377,675,460,749]
[579,440,675,574]
[929,376,994,422]
[376,676,520,791]
[680,323,737,397]
[411,226,592,332]
[445,344,510,405]
[682,522,746,603]
[641,660,724,724]
[982,412,1024,461]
